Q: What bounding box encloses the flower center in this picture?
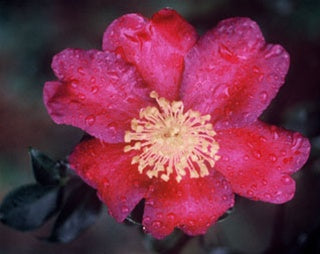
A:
[124,91,220,183]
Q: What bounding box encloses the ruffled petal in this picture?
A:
[215,121,310,203]
[142,172,234,239]
[181,18,290,130]
[69,138,150,222]
[44,49,152,143]
[103,8,198,100]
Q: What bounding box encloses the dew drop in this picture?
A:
[90,86,99,94]
[90,77,96,84]
[78,93,86,100]
[144,216,151,223]
[167,213,176,221]
[261,179,268,186]
[85,115,96,126]
[253,150,262,159]
[77,67,85,75]
[121,206,129,214]
[247,190,254,196]
[264,193,271,199]
[222,195,228,201]
[71,81,78,88]
[188,220,195,226]
[259,91,268,103]
[146,199,154,206]
[244,155,249,161]
[281,175,293,185]
[152,220,162,229]
[269,154,277,162]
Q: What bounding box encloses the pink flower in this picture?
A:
[44,9,310,239]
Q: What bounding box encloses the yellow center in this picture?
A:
[124,91,220,183]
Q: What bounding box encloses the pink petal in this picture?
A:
[44,49,152,143]
[215,121,310,203]
[69,138,151,222]
[142,172,234,239]
[103,8,198,100]
[181,17,290,130]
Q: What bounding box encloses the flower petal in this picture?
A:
[142,172,234,239]
[215,121,310,203]
[44,49,152,143]
[103,8,198,100]
[69,138,150,222]
[181,18,290,129]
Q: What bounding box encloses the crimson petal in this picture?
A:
[69,139,151,222]
[142,172,234,239]
[181,18,289,130]
[215,121,310,203]
[103,8,198,100]
[44,49,152,143]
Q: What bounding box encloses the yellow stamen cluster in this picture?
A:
[124,91,220,183]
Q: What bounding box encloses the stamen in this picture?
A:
[124,91,220,183]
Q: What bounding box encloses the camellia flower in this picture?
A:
[44,9,310,239]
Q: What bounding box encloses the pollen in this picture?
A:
[124,91,220,183]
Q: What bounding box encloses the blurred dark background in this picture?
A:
[1,0,320,253]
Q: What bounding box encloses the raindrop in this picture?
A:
[264,193,271,199]
[71,81,79,88]
[247,190,254,196]
[90,77,96,84]
[222,195,228,201]
[253,150,262,159]
[188,220,195,226]
[78,93,86,100]
[244,155,249,161]
[281,175,293,185]
[121,206,129,214]
[77,67,86,75]
[269,154,277,162]
[144,216,151,223]
[264,45,283,59]
[261,179,268,186]
[259,91,268,103]
[218,44,233,60]
[85,115,96,126]
[151,220,162,229]
[146,199,154,206]
[90,86,99,94]
[167,213,176,221]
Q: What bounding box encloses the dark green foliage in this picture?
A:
[0,184,62,231]
[29,147,65,186]
[48,181,102,243]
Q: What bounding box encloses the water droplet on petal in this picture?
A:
[90,86,99,94]
[144,216,151,223]
[85,115,96,126]
[264,193,271,199]
[78,93,86,100]
[247,190,254,196]
[269,154,277,162]
[121,206,129,214]
[71,81,78,88]
[167,213,176,221]
[259,91,268,103]
[151,220,162,229]
[77,67,85,75]
[262,179,268,186]
[253,150,262,159]
[281,175,293,185]
[90,77,96,84]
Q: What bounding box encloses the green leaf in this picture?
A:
[48,182,102,243]
[0,184,62,231]
[29,147,63,186]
